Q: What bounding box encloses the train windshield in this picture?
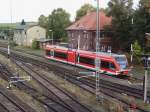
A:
[114,55,128,69]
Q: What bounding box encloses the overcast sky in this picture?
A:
[0,0,139,23]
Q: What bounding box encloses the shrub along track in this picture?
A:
[0,47,150,111]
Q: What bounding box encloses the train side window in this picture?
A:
[101,61,109,69]
[101,61,116,70]
[46,50,51,56]
[50,50,54,56]
[79,56,95,66]
[54,51,67,59]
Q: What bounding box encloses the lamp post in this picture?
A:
[8,34,10,58]
[8,0,13,59]
[49,30,53,45]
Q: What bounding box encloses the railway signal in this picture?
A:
[141,54,150,103]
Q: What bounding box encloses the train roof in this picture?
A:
[45,45,68,51]
[45,45,126,58]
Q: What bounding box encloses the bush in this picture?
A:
[10,41,17,47]
[31,39,39,49]
[132,40,143,64]
[61,37,68,42]
[133,40,143,55]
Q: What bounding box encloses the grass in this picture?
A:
[37,68,130,112]
[12,45,44,56]
[0,54,47,112]
[130,66,150,79]
[1,41,150,111]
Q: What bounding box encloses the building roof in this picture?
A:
[66,11,112,31]
[15,22,38,30]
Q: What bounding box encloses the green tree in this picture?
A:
[38,15,48,28]
[132,40,143,64]
[75,4,96,21]
[48,8,71,41]
[107,0,133,50]
[132,0,150,51]
[133,40,143,55]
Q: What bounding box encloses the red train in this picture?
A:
[45,45,129,76]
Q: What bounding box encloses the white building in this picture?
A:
[13,22,46,46]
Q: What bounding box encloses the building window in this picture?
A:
[100,32,105,38]
[71,32,74,38]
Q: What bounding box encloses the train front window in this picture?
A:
[109,62,116,70]
[114,56,127,69]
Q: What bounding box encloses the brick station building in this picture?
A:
[66,11,113,51]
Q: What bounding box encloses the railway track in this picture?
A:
[0,62,92,112]
[9,49,150,99]
[0,86,37,112]
[13,54,150,111]
[15,60,92,112]
[0,83,36,112]
[0,64,38,112]
[0,100,10,112]
[0,47,150,111]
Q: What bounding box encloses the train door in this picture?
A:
[67,50,76,64]
[50,49,54,57]
[45,50,51,57]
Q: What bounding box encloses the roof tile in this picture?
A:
[67,11,112,30]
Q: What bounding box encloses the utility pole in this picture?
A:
[52,31,53,45]
[8,37,10,58]
[49,30,53,45]
[78,34,80,51]
[95,0,101,100]
[77,0,101,100]
[8,0,12,59]
[130,44,133,63]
